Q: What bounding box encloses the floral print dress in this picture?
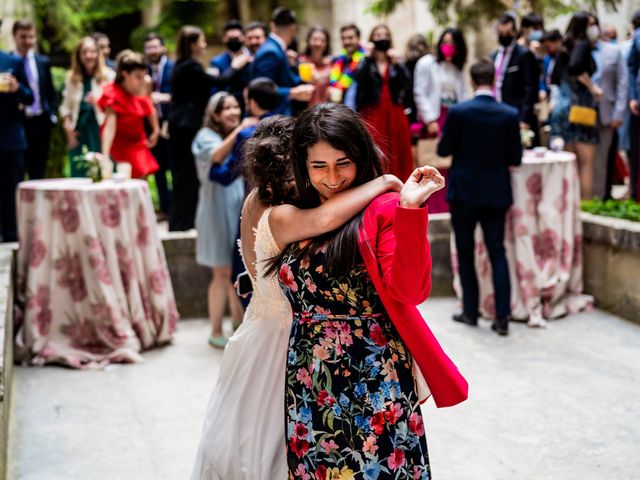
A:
[279,244,430,480]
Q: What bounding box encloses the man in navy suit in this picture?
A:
[209,20,254,111]
[492,13,540,146]
[250,7,313,115]
[144,32,174,219]
[12,19,56,180]
[0,48,33,242]
[438,59,522,336]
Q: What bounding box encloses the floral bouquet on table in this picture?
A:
[71,147,114,183]
[520,128,535,148]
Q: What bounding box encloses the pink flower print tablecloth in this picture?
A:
[15,178,179,368]
[451,151,593,327]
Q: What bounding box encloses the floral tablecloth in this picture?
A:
[451,151,593,327]
[15,178,178,368]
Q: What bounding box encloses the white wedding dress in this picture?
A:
[191,208,291,479]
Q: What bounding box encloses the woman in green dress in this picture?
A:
[59,36,114,176]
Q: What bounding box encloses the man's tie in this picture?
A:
[493,48,508,101]
[23,55,42,116]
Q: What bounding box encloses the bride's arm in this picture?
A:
[269,174,402,249]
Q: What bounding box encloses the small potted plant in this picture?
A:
[520,128,535,149]
[71,148,113,183]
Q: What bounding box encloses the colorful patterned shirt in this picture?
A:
[329,46,366,91]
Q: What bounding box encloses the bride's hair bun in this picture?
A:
[244,115,296,205]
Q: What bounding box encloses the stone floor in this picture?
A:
[7,298,640,480]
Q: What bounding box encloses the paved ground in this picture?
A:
[8,298,640,480]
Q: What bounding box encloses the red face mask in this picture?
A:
[440,43,456,59]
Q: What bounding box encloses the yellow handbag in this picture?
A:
[568,105,597,127]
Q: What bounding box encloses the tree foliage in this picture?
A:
[32,0,148,53]
[32,0,308,56]
[367,0,622,25]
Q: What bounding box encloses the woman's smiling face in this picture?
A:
[306,141,357,203]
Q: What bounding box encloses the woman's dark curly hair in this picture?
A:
[265,102,384,277]
[243,115,296,206]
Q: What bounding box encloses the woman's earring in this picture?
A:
[305,178,311,188]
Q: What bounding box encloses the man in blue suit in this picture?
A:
[144,32,175,219]
[12,20,56,180]
[209,78,280,185]
[209,20,254,111]
[438,59,522,336]
[250,7,313,115]
[0,48,33,242]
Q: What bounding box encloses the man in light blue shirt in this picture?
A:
[592,18,628,199]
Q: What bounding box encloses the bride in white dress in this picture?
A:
[191,116,402,479]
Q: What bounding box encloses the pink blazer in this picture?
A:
[358,192,469,408]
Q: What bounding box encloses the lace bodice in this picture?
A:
[241,208,291,324]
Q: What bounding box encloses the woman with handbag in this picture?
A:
[413,27,468,212]
[550,11,603,199]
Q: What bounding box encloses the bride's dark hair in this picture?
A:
[266,102,384,276]
[243,115,296,206]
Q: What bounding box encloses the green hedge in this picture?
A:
[581,199,640,222]
[47,66,70,178]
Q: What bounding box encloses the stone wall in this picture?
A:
[161,231,211,320]
[0,245,16,480]
[582,213,640,325]
[158,213,640,326]
[426,214,455,296]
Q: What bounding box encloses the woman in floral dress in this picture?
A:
[268,103,454,479]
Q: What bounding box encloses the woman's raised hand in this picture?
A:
[400,166,445,208]
[381,173,403,192]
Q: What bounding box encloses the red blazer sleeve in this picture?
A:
[361,192,469,408]
[375,196,432,305]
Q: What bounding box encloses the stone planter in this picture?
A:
[581,212,640,324]
[160,231,210,320]
[0,245,16,480]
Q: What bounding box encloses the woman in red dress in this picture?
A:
[98,50,159,178]
[354,24,414,181]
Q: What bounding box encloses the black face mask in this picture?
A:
[373,39,391,52]
[498,34,515,48]
[225,38,244,52]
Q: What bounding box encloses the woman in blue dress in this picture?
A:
[192,92,257,348]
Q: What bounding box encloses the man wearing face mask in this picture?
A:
[518,13,545,51]
[209,20,253,111]
[492,13,541,146]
